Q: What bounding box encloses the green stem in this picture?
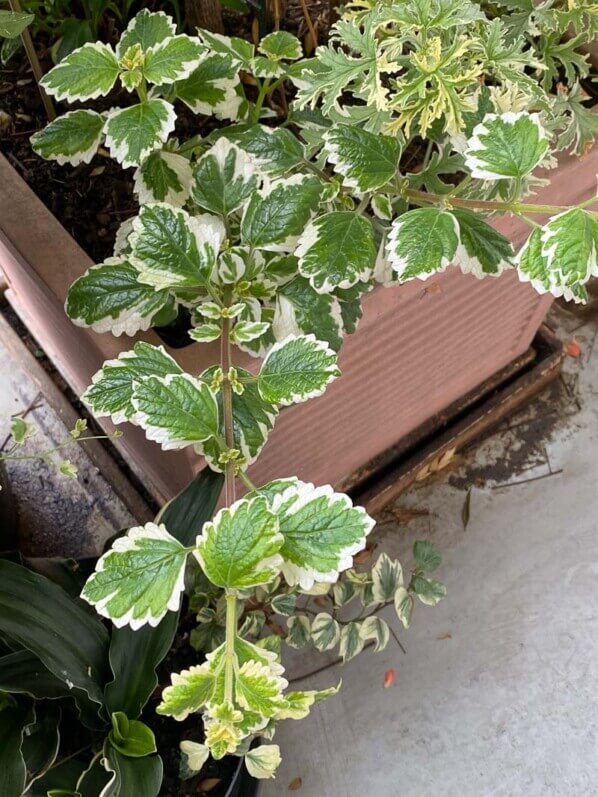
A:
[403,187,584,216]
[0,434,119,462]
[252,78,272,124]
[224,591,237,703]
[9,0,56,121]
[238,471,258,492]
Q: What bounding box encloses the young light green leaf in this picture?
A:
[157,658,217,720]
[104,100,176,168]
[259,30,302,60]
[130,203,224,289]
[413,540,442,573]
[66,258,174,336]
[296,211,376,293]
[195,497,283,589]
[339,622,364,662]
[386,208,459,281]
[227,125,305,177]
[453,208,513,277]
[394,586,414,629]
[192,138,258,216]
[235,659,287,716]
[258,334,340,406]
[359,615,390,652]
[30,109,104,166]
[371,552,403,603]
[323,125,401,191]
[58,460,78,478]
[10,416,32,444]
[245,745,282,780]
[109,712,157,758]
[411,575,447,606]
[142,35,204,84]
[231,321,270,343]
[40,42,120,102]
[464,112,548,180]
[271,480,375,590]
[133,151,193,206]
[81,522,189,630]
[0,9,33,38]
[83,342,182,424]
[241,176,323,248]
[132,373,219,450]
[180,741,209,775]
[286,615,311,649]
[311,613,340,652]
[541,208,598,292]
[175,53,242,120]
[117,9,176,58]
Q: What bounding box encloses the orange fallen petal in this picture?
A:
[383,669,396,688]
[565,339,582,358]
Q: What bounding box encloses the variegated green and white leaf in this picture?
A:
[394,586,414,629]
[180,741,209,775]
[132,373,219,450]
[192,138,258,216]
[197,365,278,469]
[30,109,104,166]
[286,615,311,649]
[274,276,343,351]
[189,322,221,343]
[386,208,459,281]
[235,660,287,716]
[157,656,218,720]
[117,9,176,58]
[453,208,513,277]
[241,176,323,248]
[411,575,447,606]
[371,552,403,603]
[464,112,548,180]
[516,227,554,296]
[66,258,174,336]
[130,203,224,289]
[175,54,242,120]
[143,35,204,84]
[296,211,376,293]
[270,480,375,590]
[245,744,282,780]
[259,30,302,61]
[198,29,254,66]
[311,613,340,652]
[413,540,442,573]
[133,151,193,206]
[372,194,393,220]
[359,616,390,652]
[274,683,340,720]
[333,580,357,607]
[339,622,364,662]
[258,334,340,406]
[239,610,266,638]
[226,125,305,177]
[195,496,283,589]
[0,9,33,38]
[40,42,120,102]
[270,593,297,616]
[541,208,598,291]
[83,342,181,424]
[323,124,401,191]
[81,522,188,629]
[104,99,176,168]
[231,321,270,343]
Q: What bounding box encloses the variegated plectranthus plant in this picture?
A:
[30,0,597,783]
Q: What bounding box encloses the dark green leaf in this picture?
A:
[0,700,32,797]
[102,744,163,797]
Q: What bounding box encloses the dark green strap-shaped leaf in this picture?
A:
[104,467,223,718]
[0,700,33,797]
[102,744,163,797]
[0,561,110,725]
[0,650,80,700]
[22,702,61,788]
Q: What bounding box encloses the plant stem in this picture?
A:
[238,471,258,492]
[224,590,237,703]
[0,434,119,462]
[403,187,595,217]
[252,78,271,124]
[9,0,56,121]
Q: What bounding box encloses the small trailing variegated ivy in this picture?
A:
[31,3,597,785]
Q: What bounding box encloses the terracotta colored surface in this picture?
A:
[0,146,594,499]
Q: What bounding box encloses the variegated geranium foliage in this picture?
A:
[31,3,598,786]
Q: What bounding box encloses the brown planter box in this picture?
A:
[0,149,593,502]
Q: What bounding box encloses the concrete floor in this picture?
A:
[264,304,598,797]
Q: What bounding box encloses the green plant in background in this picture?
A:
[0,468,223,797]
[27,0,598,786]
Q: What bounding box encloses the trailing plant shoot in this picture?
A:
[28,1,597,786]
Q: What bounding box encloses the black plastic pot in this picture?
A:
[225,756,260,797]
[0,460,18,551]
[154,307,195,349]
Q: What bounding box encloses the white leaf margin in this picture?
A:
[82,522,187,630]
[31,109,105,167]
[386,210,459,282]
[40,41,120,103]
[271,480,375,590]
[116,9,176,59]
[143,34,205,84]
[104,98,176,168]
[133,150,193,207]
